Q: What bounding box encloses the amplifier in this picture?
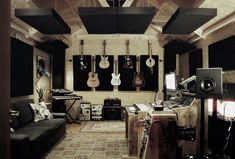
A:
[104,98,121,106]
[91,104,103,121]
[80,102,91,121]
[103,106,121,120]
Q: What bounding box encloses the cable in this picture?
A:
[222,119,232,159]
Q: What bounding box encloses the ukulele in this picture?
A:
[111,60,121,86]
[123,40,133,70]
[87,56,100,88]
[146,40,155,68]
[132,56,145,87]
[78,40,87,70]
[99,40,110,69]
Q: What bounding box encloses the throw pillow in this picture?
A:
[30,102,53,122]
[10,127,15,133]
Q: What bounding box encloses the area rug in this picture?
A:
[80,121,125,133]
[45,122,129,159]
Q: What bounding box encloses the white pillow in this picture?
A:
[30,102,53,122]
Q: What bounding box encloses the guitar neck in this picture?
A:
[80,40,84,57]
[137,56,140,73]
[148,41,152,58]
[126,40,130,59]
[115,60,118,75]
[103,40,106,56]
[91,56,95,75]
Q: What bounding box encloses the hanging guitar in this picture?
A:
[146,40,155,74]
[111,60,121,86]
[77,40,87,70]
[99,40,110,69]
[87,56,100,88]
[132,56,145,88]
[123,40,133,70]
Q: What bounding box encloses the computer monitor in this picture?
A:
[165,73,177,91]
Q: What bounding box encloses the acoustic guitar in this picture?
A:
[123,40,133,70]
[99,40,110,69]
[87,56,100,88]
[77,40,87,70]
[111,60,121,86]
[132,56,145,87]
[146,40,155,68]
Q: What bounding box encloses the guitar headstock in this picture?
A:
[103,40,106,46]
[80,39,84,46]
[148,40,152,48]
[126,39,129,46]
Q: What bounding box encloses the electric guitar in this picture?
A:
[123,40,133,70]
[146,40,155,73]
[99,40,110,69]
[87,56,100,88]
[111,60,121,86]
[132,56,145,88]
[77,40,87,70]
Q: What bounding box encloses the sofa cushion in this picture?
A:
[28,118,66,133]
[15,126,51,142]
[11,99,34,128]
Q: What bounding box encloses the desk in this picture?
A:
[125,98,201,158]
[52,95,82,124]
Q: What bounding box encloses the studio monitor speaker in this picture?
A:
[196,68,223,99]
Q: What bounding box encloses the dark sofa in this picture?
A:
[10,99,66,159]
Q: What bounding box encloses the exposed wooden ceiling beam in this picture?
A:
[190,11,235,43]
[72,34,157,40]
[122,0,135,7]
[11,20,44,42]
[98,0,110,7]
[60,0,83,14]
[27,28,38,38]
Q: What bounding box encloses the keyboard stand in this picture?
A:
[52,95,82,124]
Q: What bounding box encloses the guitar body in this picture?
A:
[79,58,87,70]
[123,57,133,70]
[87,72,100,88]
[99,56,110,69]
[132,72,145,87]
[111,73,121,86]
[146,57,155,67]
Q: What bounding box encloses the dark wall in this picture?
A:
[10,37,33,97]
[164,48,176,74]
[0,0,10,159]
[209,35,235,71]
[52,51,65,88]
[189,49,202,76]
[164,39,196,74]
[36,40,68,89]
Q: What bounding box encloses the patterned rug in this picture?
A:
[45,121,130,159]
[80,121,125,133]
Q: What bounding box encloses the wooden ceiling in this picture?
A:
[11,0,235,45]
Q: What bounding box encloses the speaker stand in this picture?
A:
[200,99,205,156]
